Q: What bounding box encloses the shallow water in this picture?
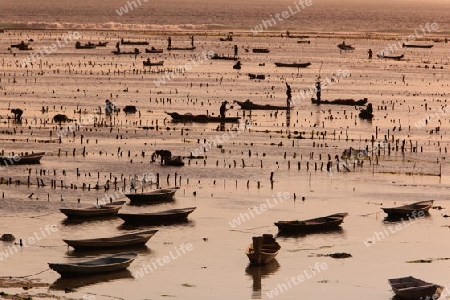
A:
[1,29,450,300]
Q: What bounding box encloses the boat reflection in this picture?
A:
[117,219,195,231]
[276,227,344,239]
[61,215,119,226]
[245,259,280,299]
[383,212,430,224]
[66,245,152,257]
[50,269,134,291]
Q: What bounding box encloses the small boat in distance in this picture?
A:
[166,112,240,123]
[10,42,33,50]
[234,100,289,110]
[274,213,348,232]
[338,43,355,51]
[381,200,433,217]
[252,48,270,53]
[389,276,443,300]
[209,54,238,61]
[0,152,45,165]
[274,62,311,68]
[49,253,138,277]
[121,39,149,45]
[377,53,404,60]
[75,41,96,49]
[245,234,280,265]
[247,74,265,80]
[142,60,164,67]
[59,201,125,219]
[126,188,178,205]
[145,47,163,53]
[402,43,434,48]
[311,98,368,106]
[96,41,109,47]
[117,207,196,224]
[63,230,158,250]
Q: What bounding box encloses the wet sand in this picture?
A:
[0,30,450,299]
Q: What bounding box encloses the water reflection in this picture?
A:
[245,259,280,299]
[50,269,134,291]
[61,215,119,226]
[66,245,152,257]
[383,212,431,224]
[276,227,345,239]
[117,219,195,230]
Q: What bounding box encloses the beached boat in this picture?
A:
[166,112,240,123]
[337,43,355,51]
[252,48,270,53]
[209,54,238,60]
[274,213,348,232]
[63,230,158,250]
[381,200,433,216]
[49,253,137,277]
[125,188,177,205]
[274,62,311,68]
[389,276,443,300]
[245,234,280,265]
[0,152,45,165]
[234,100,289,110]
[121,39,148,45]
[60,201,125,219]
[143,60,164,67]
[145,47,163,53]
[117,207,196,224]
[377,53,404,60]
[402,43,434,48]
[311,98,368,106]
[248,74,265,80]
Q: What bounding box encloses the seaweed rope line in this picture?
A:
[0,268,50,279]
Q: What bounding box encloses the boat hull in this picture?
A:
[274,62,311,68]
[389,276,443,300]
[275,213,348,232]
[117,207,196,224]
[0,152,45,165]
[311,98,368,106]
[49,253,137,277]
[60,201,125,219]
[382,200,433,216]
[234,100,288,110]
[166,112,240,123]
[126,189,176,205]
[63,230,158,250]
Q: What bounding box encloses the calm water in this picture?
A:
[1,1,450,300]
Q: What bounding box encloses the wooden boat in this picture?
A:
[126,188,177,205]
[117,207,196,224]
[60,201,125,219]
[145,47,163,53]
[252,48,269,53]
[143,60,164,67]
[297,40,311,44]
[121,39,148,45]
[402,43,434,49]
[359,103,373,120]
[0,151,45,165]
[63,230,158,250]
[337,43,355,51]
[377,53,404,60]
[234,100,288,110]
[123,105,137,114]
[219,34,233,41]
[245,234,280,265]
[10,43,32,50]
[381,200,433,216]
[112,50,140,55]
[166,112,240,123]
[210,54,238,61]
[274,213,348,232]
[389,276,443,300]
[233,61,241,69]
[167,46,196,51]
[96,42,109,47]
[248,74,265,80]
[75,42,96,49]
[49,253,137,277]
[311,98,368,106]
[274,62,311,68]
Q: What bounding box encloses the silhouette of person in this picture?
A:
[234,45,238,56]
[167,37,172,49]
[190,36,194,48]
[115,41,120,53]
[315,78,322,101]
[368,49,373,59]
[220,101,228,119]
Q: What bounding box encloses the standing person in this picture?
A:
[115,41,120,53]
[167,37,172,49]
[234,45,238,57]
[368,49,373,59]
[285,82,292,106]
[190,36,194,48]
[220,101,228,119]
[315,77,322,102]
[105,99,117,115]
